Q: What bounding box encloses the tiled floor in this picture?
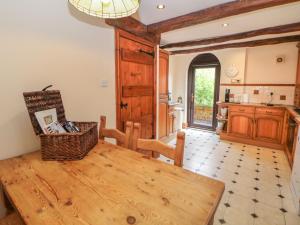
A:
[160,128,300,225]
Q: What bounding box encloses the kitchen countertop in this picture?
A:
[217,101,292,108]
[217,102,300,124]
[168,101,181,106]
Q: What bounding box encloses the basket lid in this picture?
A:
[23,90,67,135]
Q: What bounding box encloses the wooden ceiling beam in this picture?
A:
[105,17,160,44]
[161,22,300,49]
[148,0,300,34]
[170,35,300,55]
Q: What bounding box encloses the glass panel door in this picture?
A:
[191,67,217,129]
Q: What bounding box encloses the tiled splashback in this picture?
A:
[219,85,295,105]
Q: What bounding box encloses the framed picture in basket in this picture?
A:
[34,108,66,134]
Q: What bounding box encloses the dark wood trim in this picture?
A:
[170,35,300,55]
[159,48,170,55]
[106,17,160,43]
[187,54,221,130]
[115,29,121,135]
[153,46,158,139]
[220,83,296,87]
[148,0,300,34]
[161,22,300,49]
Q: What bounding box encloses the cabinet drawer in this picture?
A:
[229,106,254,114]
[255,107,285,116]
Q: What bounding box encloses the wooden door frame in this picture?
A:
[115,29,157,138]
[187,64,221,130]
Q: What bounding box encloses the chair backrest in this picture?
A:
[132,123,185,167]
[99,116,133,149]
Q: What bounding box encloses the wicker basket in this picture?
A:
[23,90,98,161]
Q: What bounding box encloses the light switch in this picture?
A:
[100,80,109,87]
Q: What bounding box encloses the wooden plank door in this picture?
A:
[116,30,156,139]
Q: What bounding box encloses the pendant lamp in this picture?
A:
[69,0,140,19]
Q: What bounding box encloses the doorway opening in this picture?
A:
[187,53,221,130]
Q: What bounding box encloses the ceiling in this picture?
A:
[160,2,300,46]
[133,1,300,49]
[133,0,233,25]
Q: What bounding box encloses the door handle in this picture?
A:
[191,94,194,103]
[120,101,128,109]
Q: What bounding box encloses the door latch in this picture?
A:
[120,101,128,109]
[139,49,155,58]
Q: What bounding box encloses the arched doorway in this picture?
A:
[187,53,221,130]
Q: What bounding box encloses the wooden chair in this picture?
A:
[99,116,133,149]
[0,212,24,225]
[132,123,185,167]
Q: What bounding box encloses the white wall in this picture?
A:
[246,43,298,84]
[0,0,116,216]
[169,43,299,121]
[0,0,116,161]
[169,48,247,120]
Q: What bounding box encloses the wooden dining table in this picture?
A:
[0,141,224,225]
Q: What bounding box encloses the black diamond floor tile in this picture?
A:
[224,203,230,208]
[280,208,287,213]
[219,219,226,224]
[251,213,258,218]
[278,194,285,199]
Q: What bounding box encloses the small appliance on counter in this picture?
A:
[242,93,249,103]
[225,89,230,103]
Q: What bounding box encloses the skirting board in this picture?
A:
[220,133,284,150]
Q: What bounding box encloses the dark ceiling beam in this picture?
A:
[105,17,160,43]
[148,0,300,34]
[170,35,300,55]
[161,22,300,49]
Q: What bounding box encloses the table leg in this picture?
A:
[0,185,13,215]
[0,185,7,218]
[208,216,214,225]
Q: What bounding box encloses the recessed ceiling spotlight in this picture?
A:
[222,23,229,27]
[157,4,166,9]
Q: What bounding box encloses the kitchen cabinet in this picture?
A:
[285,113,298,167]
[168,105,177,135]
[228,112,254,139]
[219,103,287,150]
[159,101,168,138]
[294,43,300,107]
[159,49,170,138]
[291,124,300,214]
[159,50,169,98]
[254,115,283,143]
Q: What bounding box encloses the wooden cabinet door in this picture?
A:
[168,112,173,135]
[159,50,169,98]
[117,30,156,139]
[158,49,169,138]
[254,115,283,143]
[228,112,254,139]
[159,102,168,138]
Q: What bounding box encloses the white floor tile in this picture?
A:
[161,128,300,225]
